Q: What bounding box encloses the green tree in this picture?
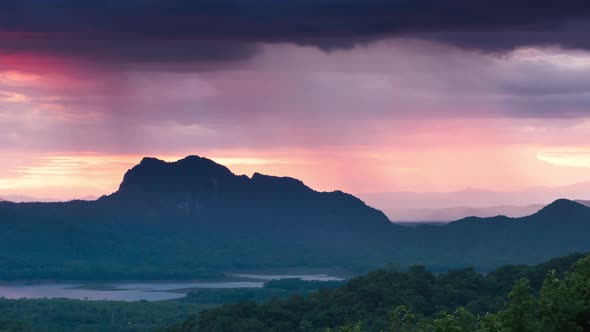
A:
[496,278,539,332]
[389,306,422,332]
[432,308,477,332]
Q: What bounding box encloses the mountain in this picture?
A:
[0,194,60,203]
[535,198,590,219]
[93,156,393,235]
[414,199,590,270]
[0,194,97,202]
[1,155,590,280]
[394,200,590,223]
[391,204,545,222]
[0,156,397,280]
[362,184,590,220]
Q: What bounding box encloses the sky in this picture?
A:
[1,0,590,201]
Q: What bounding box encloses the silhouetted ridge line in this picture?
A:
[536,198,590,216]
[101,155,392,230]
[2,157,590,280]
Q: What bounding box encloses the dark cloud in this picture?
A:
[0,36,259,63]
[0,0,589,63]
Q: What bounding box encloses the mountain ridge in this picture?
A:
[116,156,338,199]
[363,184,590,220]
[1,155,590,279]
[100,155,391,229]
[446,198,590,227]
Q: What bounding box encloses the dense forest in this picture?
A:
[169,253,590,332]
[178,279,344,305]
[0,253,587,331]
[0,299,203,332]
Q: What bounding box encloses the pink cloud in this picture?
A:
[1,41,590,198]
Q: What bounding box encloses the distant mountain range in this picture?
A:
[392,200,590,223]
[361,184,590,221]
[1,155,589,280]
[0,194,98,203]
[390,204,545,222]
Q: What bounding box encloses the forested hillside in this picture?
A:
[170,253,590,331]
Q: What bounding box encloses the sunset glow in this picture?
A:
[1,6,590,203]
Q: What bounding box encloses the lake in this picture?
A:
[0,274,344,302]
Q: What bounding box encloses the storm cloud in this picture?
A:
[1,0,590,63]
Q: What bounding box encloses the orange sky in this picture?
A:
[1,143,590,200]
